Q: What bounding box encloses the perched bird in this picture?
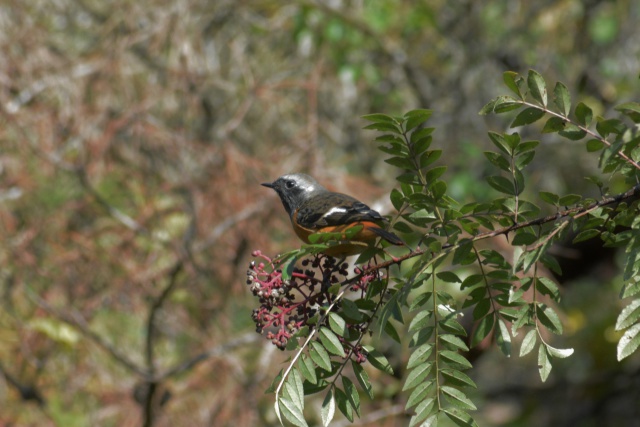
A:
[262,173,403,257]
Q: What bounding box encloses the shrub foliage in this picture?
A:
[249,70,640,426]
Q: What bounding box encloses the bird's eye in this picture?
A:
[285,180,295,189]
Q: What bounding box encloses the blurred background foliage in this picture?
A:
[0,0,639,425]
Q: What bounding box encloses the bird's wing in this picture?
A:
[296,192,386,229]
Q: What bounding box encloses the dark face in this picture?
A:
[262,173,324,217]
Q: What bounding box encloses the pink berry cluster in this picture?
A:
[247,250,378,357]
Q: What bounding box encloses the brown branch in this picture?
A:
[521,100,640,172]
[0,360,45,406]
[360,182,640,275]
[29,293,148,377]
[141,262,184,427]
[153,332,260,381]
[76,167,147,234]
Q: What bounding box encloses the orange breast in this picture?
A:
[290,218,382,256]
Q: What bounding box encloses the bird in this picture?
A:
[262,173,403,257]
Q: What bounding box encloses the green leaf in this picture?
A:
[527,69,547,106]
[516,150,536,169]
[512,231,537,246]
[409,310,432,332]
[407,343,434,369]
[615,299,640,331]
[279,397,308,427]
[503,71,524,99]
[363,122,401,132]
[390,188,405,210]
[538,345,552,382]
[486,175,515,195]
[439,350,473,370]
[405,380,434,410]
[536,277,560,301]
[553,81,571,116]
[281,369,307,427]
[310,341,332,372]
[425,165,447,183]
[617,323,640,361]
[575,102,593,127]
[299,354,317,384]
[519,329,537,357]
[515,139,539,154]
[385,156,415,170]
[342,377,361,417]
[487,131,512,155]
[284,368,305,408]
[442,386,477,410]
[334,387,354,422]
[403,362,434,391]
[420,150,443,169]
[539,191,559,205]
[586,139,605,152]
[352,361,373,399]
[440,334,470,352]
[405,109,433,131]
[453,240,475,264]
[444,408,479,427]
[471,314,495,347]
[536,304,563,334]
[573,229,600,243]
[496,318,512,357]
[620,281,640,299]
[437,271,461,283]
[472,298,491,319]
[362,113,397,123]
[615,102,640,123]
[321,389,335,427]
[439,317,467,336]
[542,116,566,133]
[510,107,545,128]
[411,126,435,146]
[409,398,436,427]
[441,369,477,388]
[545,344,574,359]
[363,346,394,374]
[484,151,511,172]
[559,123,587,140]
[384,320,402,344]
[318,327,345,357]
[595,117,624,137]
[492,95,524,113]
[328,313,348,337]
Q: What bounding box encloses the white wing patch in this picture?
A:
[321,206,348,218]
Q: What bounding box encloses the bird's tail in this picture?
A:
[370,226,405,246]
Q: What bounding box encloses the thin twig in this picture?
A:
[141,262,184,427]
[76,168,147,234]
[154,332,260,381]
[28,292,148,377]
[357,182,640,275]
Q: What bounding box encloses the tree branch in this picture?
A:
[359,182,640,274]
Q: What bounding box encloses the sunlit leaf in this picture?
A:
[519,329,537,357]
[538,345,552,381]
[615,299,640,331]
[617,323,640,361]
[553,81,571,116]
[321,389,335,427]
[527,69,547,106]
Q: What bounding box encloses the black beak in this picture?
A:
[261,182,274,189]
